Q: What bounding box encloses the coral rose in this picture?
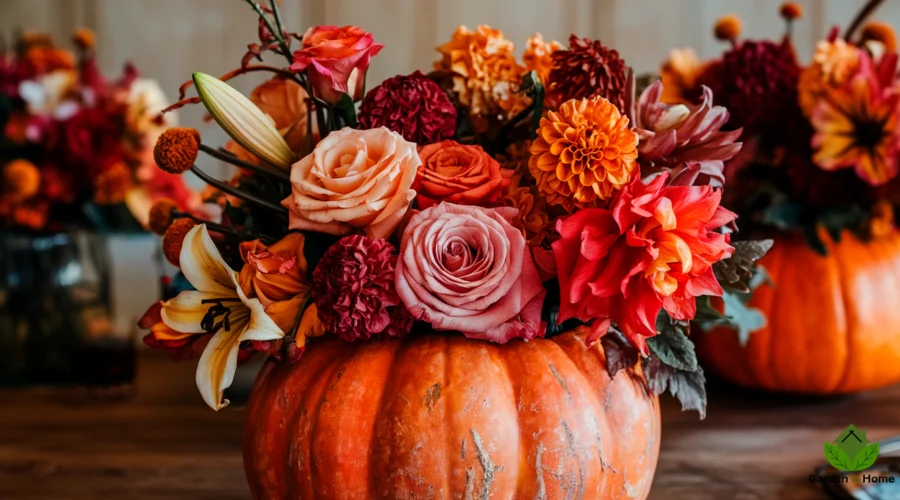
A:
[290,26,384,104]
[238,232,311,333]
[553,174,735,354]
[282,127,420,239]
[414,140,512,209]
[395,203,546,343]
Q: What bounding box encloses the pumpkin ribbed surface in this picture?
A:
[243,331,660,499]
[700,230,900,393]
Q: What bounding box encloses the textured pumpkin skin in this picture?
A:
[244,331,660,499]
[699,229,900,394]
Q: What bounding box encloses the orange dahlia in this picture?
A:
[434,25,528,118]
[798,39,861,117]
[529,97,638,211]
[523,33,561,85]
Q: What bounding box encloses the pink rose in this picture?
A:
[282,127,420,239]
[395,203,546,343]
[290,26,384,104]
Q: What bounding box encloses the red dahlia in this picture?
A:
[546,35,628,112]
[312,235,412,341]
[698,40,801,133]
[358,71,457,145]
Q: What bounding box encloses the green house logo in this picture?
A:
[824,424,880,472]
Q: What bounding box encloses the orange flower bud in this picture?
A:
[779,2,803,21]
[73,28,95,51]
[714,15,742,42]
[2,159,41,199]
[162,218,197,266]
[154,127,200,174]
[862,21,897,53]
[148,198,179,235]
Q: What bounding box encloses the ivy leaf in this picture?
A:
[667,367,708,420]
[713,239,773,293]
[722,291,767,345]
[647,315,697,372]
[601,328,639,378]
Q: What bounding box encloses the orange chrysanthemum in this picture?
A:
[798,39,861,117]
[714,15,742,42]
[659,48,708,104]
[780,2,803,20]
[73,28,96,51]
[93,163,133,205]
[501,174,550,246]
[868,200,895,238]
[434,25,528,118]
[162,218,197,267]
[149,198,179,235]
[523,33,562,85]
[2,159,41,199]
[154,127,200,174]
[529,97,639,211]
[862,22,898,53]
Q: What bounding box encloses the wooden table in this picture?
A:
[1,351,898,500]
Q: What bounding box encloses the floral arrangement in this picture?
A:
[658,0,899,253]
[140,0,772,416]
[0,29,199,232]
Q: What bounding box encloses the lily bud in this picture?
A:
[192,72,296,170]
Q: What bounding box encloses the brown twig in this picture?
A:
[844,0,885,41]
[190,165,288,215]
[198,143,290,180]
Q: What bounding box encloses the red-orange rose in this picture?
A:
[552,173,735,354]
[414,140,512,209]
[290,26,384,104]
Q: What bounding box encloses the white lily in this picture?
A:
[192,72,297,171]
[161,224,284,410]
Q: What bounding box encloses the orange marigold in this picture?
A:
[93,163,133,205]
[529,97,639,211]
[501,174,550,246]
[523,33,562,85]
[714,15,742,42]
[73,28,95,51]
[154,127,200,174]
[869,200,895,239]
[862,22,898,53]
[162,218,197,267]
[798,39,861,117]
[148,198,178,235]
[434,25,528,118]
[2,159,41,199]
[780,2,803,20]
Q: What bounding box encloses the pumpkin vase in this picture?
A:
[244,331,661,499]
[699,230,900,394]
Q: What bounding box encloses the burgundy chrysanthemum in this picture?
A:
[545,35,628,112]
[698,40,801,133]
[312,235,412,341]
[358,71,457,146]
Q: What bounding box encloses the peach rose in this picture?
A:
[414,140,512,209]
[282,127,419,239]
[395,203,546,343]
[290,26,384,104]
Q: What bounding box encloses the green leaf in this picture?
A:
[647,316,697,371]
[667,367,707,420]
[519,70,544,133]
[851,443,880,471]
[694,295,730,325]
[601,329,639,378]
[824,442,854,471]
[643,355,673,396]
[333,93,358,128]
[722,291,767,345]
[713,239,774,293]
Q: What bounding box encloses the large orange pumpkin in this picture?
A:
[699,229,900,393]
[244,331,660,499]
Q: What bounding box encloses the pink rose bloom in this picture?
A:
[290,25,384,104]
[282,127,420,239]
[395,203,546,343]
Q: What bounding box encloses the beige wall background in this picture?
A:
[2,0,899,333]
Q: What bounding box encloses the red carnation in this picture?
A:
[358,71,456,145]
[546,35,628,112]
[698,40,800,133]
[312,235,412,341]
